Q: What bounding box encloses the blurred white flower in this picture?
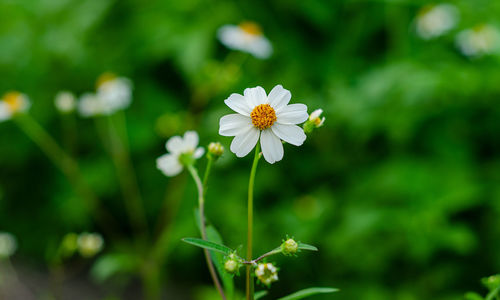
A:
[157,131,205,177]
[77,93,103,117]
[77,232,104,258]
[0,91,31,122]
[54,91,76,113]
[0,232,17,258]
[415,4,459,40]
[217,22,273,59]
[255,263,278,286]
[219,85,308,164]
[96,73,133,114]
[456,24,500,58]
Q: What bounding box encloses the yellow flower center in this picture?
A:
[96,72,117,89]
[251,104,276,130]
[3,91,23,112]
[239,22,262,36]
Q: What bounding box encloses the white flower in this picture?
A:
[415,4,459,40]
[456,24,500,58]
[0,91,31,122]
[0,232,17,258]
[77,93,103,117]
[217,22,273,59]
[157,131,205,177]
[96,73,133,114]
[54,91,76,113]
[219,85,308,164]
[77,232,104,258]
[255,263,278,286]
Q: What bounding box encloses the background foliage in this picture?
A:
[1,0,500,299]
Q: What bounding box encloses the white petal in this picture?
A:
[268,85,291,111]
[244,86,267,107]
[248,36,273,59]
[309,108,323,120]
[0,102,12,122]
[166,136,184,154]
[183,131,199,150]
[271,123,306,146]
[276,103,308,124]
[156,154,183,177]
[260,130,284,164]
[194,147,205,159]
[230,127,260,157]
[224,93,252,116]
[219,114,253,136]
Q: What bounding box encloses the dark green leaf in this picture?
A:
[255,290,269,300]
[277,287,339,300]
[182,237,233,255]
[298,243,319,251]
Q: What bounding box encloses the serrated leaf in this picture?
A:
[182,237,233,255]
[298,243,319,251]
[255,290,268,299]
[277,287,339,300]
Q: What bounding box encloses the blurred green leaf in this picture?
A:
[182,238,233,255]
[277,287,339,300]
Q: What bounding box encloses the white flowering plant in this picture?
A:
[170,85,336,300]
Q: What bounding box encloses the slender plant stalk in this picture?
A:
[246,144,261,300]
[14,114,117,236]
[486,286,500,300]
[95,114,148,237]
[202,156,213,195]
[187,165,227,300]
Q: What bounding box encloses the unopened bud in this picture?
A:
[77,232,104,258]
[281,238,298,256]
[224,253,241,275]
[208,142,224,159]
[303,109,325,133]
[255,263,279,286]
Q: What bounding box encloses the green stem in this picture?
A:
[486,286,500,300]
[246,144,261,300]
[202,156,214,196]
[14,114,117,236]
[97,114,148,238]
[187,165,227,300]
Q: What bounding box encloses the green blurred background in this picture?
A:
[1,0,500,299]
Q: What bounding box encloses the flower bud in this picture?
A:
[224,253,241,275]
[255,263,279,287]
[55,91,76,113]
[208,142,224,159]
[281,238,299,256]
[303,109,325,133]
[60,233,78,258]
[77,232,104,258]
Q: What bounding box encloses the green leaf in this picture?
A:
[182,237,233,255]
[255,290,269,299]
[206,225,235,299]
[277,287,339,300]
[298,243,319,252]
[464,292,484,300]
[90,253,139,283]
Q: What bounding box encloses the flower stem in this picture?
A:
[246,143,261,300]
[187,165,227,300]
[13,114,118,236]
[202,156,214,196]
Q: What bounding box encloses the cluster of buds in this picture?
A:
[303,109,325,134]
[255,263,279,287]
[207,142,224,160]
[224,252,243,275]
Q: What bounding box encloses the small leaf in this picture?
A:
[277,287,339,300]
[255,290,269,299]
[182,237,233,255]
[298,243,319,251]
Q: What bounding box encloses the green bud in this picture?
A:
[224,253,241,275]
[207,142,224,159]
[60,233,78,258]
[281,238,299,256]
[303,109,325,134]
